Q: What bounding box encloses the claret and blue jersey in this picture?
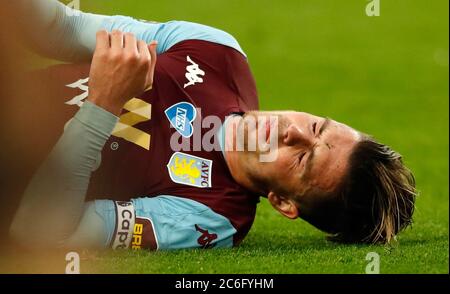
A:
[23,14,260,250]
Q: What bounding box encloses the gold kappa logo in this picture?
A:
[66,78,152,150]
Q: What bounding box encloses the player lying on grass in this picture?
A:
[10,0,416,250]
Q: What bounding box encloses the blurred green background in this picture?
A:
[5,0,448,273]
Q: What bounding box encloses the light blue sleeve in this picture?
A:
[91,196,237,250]
[65,201,112,249]
[132,196,237,250]
[9,101,118,248]
[100,17,246,56]
[18,0,245,61]
[66,195,237,250]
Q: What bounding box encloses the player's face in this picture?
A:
[235,111,360,215]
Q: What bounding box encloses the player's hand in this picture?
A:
[87,30,158,116]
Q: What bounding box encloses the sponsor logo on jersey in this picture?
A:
[65,78,152,150]
[131,217,158,250]
[165,102,197,138]
[167,152,212,188]
[111,201,136,250]
[195,224,217,249]
[184,55,205,88]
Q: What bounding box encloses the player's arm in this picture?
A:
[14,0,108,62]
[106,196,237,250]
[9,31,157,248]
[64,195,237,250]
[14,0,245,62]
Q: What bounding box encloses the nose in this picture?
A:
[283,124,313,148]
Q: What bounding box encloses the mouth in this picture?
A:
[240,114,279,147]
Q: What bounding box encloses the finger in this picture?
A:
[95,30,110,51]
[148,41,158,70]
[110,30,124,50]
[124,32,138,54]
[138,40,152,90]
[145,41,158,91]
[137,40,151,60]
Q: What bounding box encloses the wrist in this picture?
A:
[87,94,124,116]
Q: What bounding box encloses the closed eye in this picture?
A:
[298,152,306,164]
[312,122,317,135]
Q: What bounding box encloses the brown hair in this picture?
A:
[299,134,417,244]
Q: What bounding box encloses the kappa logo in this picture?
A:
[184,55,205,88]
[112,98,152,150]
[65,78,152,150]
[195,224,217,249]
[165,102,197,138]
[167,152,212,188]
[65,77,89,107]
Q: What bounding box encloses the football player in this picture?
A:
[9,0,416,250]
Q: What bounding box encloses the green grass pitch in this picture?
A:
[3,0,448,274]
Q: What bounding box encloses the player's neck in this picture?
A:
[222,116,258,193]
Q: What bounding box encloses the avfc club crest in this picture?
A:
[167,152,212,188]
[165,102,197,138]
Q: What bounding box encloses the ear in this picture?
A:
[268,191,299,219]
